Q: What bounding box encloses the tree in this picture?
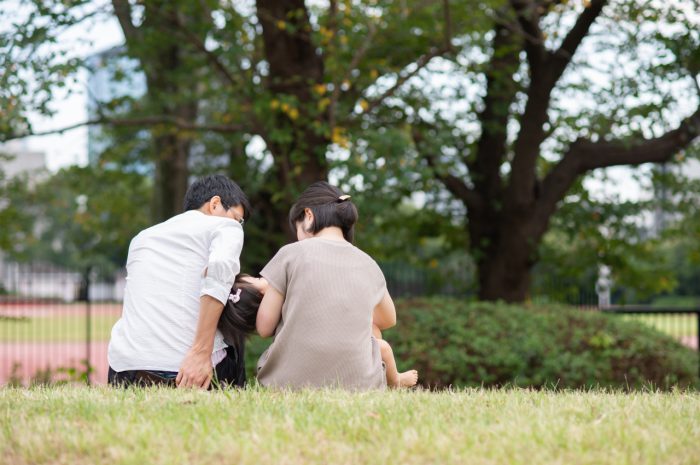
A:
[4,1,700,301]
[2,1,472,227]
[0,165,151,273]
[398,0,700,301]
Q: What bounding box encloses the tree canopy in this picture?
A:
[2,0,699,301]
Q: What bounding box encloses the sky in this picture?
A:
[11,1,699,203]
[19,7,125,170]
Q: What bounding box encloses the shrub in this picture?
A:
[383,298,698,390]
[243,298,698,389]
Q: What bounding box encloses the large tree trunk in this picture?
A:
[477,251,533,302]
[256,0,330,241]
[471,214,539,302]
[152,133,191,221]
[113,0,205,222]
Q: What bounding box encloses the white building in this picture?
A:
[86,46,146,165]
[0,140,48,185]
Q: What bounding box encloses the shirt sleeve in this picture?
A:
[260,244,294,296]
[200,221,244,304]
[372,260,388,307]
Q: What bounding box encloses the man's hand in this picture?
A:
[176,349,213,389]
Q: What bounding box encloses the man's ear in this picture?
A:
[208,195,222,212]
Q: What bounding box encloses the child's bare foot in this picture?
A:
[398,370,418,388]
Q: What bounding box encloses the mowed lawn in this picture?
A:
[620,314,698,338]
[0,314,118,342]
[1,387,699,465]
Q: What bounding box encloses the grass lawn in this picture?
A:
[622,314,698,339]
[0,314,118,342]
[1,387,699,465]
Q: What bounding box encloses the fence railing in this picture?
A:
[1,260,699,386]
[598,306,700,378]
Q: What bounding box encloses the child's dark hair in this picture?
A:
[217,274,262,353]
[288,181,358,242]
[183,174,251,221]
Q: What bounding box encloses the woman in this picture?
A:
[255,181,417,390]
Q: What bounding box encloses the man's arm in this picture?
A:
[176,295,224,389]
[178,221,243,389]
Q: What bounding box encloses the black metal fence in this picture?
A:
[1,260,698,386]
[599,306,700,377]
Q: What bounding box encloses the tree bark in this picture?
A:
[256,0,330,238]
[421,0,700,302]
[113,0,205,221]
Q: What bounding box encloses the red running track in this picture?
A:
[0,342,109,385]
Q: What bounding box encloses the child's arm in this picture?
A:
[256,286,284,337]
[372,291,396,331]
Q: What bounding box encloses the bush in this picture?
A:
[243,298,698,389]
[381,298,698,390]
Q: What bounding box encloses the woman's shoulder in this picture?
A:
[274,241,305,257]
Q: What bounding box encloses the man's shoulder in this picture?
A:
[163,211,242,233]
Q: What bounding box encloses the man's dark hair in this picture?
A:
[218,275,263,354]
[183,174,251,220]
[288,181,358,242]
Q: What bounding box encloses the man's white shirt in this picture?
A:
[108,210,244,372]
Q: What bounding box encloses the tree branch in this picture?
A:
[328,22,377,130]
[412,127,482,211]
[534,105,700,233]
[509,0,545,68]
[505,0,607,210]
[549,0,606,80]
[472,24,520,204]
[2,116,247,142]
[358,45,450,115]
[111,0,141,42]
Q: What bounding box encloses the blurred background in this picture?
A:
[1,0,699,388]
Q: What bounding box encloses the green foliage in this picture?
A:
[3,0,700,301]
[1,165,151,272]
[381,298,698,390]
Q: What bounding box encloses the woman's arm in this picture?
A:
[256,286,284,337]
[372,290,396,331]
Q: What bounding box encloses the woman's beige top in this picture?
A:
[257,237,387,390]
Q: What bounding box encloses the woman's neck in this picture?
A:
[314,227,346,241]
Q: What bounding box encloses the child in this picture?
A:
[217,274,264,360]
[373,324,418,388]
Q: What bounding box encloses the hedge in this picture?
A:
[245,298,698,390]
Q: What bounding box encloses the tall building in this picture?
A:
[85,46,146,165]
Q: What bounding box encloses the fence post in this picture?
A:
[84,266,92,386]
[697,311,700,381]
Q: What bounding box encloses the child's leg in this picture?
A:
[377,338,418,388]
[372,323,382,340]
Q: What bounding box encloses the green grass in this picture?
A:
[0,314,118,342]
[622,314,698,339]
[1,387,699,465]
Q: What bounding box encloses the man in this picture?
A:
[108,174,250,389]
